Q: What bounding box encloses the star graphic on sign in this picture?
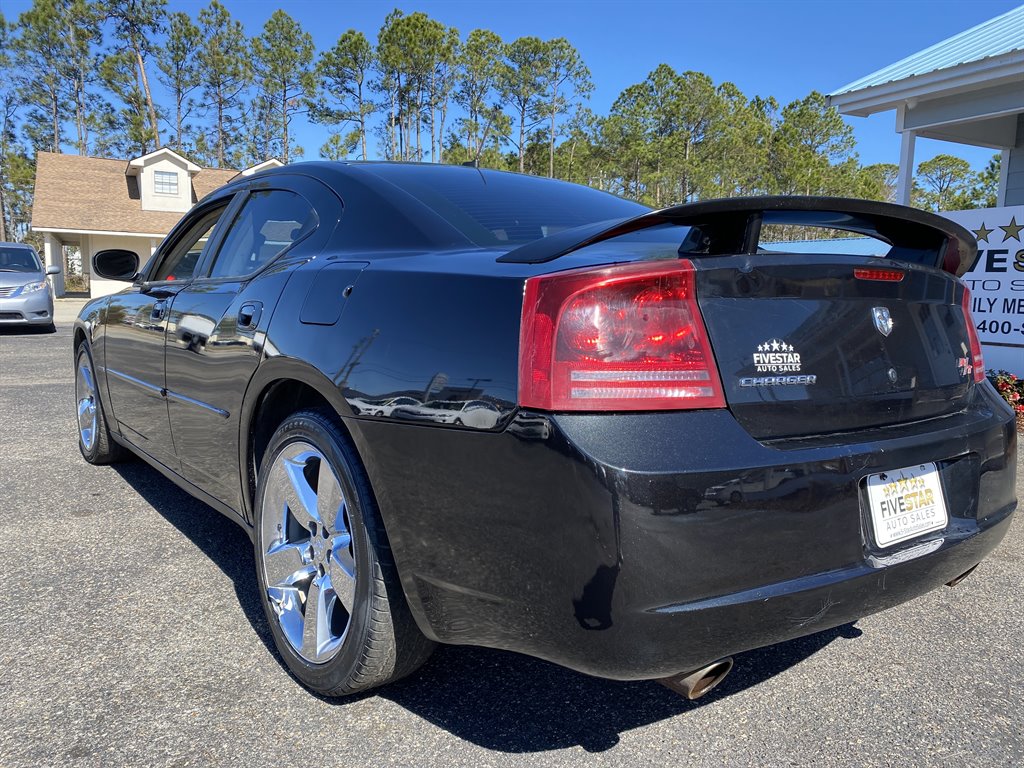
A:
[1000,216,1023,242]
[771,340,781,351]
[972,222,993,242]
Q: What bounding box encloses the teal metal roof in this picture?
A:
[832,4,1024,95]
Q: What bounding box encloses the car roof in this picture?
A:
[211,161,647,262]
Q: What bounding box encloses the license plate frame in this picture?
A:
[865,462,948,549]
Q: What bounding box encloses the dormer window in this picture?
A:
[154,171,179,196]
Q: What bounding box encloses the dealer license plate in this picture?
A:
[866,462,948,549]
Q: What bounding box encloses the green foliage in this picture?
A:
[375,10,460,162]
[156,11,202,151]
[251,9,316,163]
[102,0,167,150]
[500,36,547,172]
[972,154,1001,209]
[312,30,375,160]
[914,154,976,212]
[98,48,154,156]
[536,38,591,178]
[196,0,250,167]
[319,132,359,161]
[1,1,1005,241]
[454,29,505,162]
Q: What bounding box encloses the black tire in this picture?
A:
[254,408,434,696]
[75,342,126,464]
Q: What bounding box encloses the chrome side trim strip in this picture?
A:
[106,367,163,394]
[165,389,230,419]
[107,367,229,419]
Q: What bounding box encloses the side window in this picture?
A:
[152,204,230,282]
[206,190,317,280]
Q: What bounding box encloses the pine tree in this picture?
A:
[103,0,167,151]
[313,30,375,161]
[196,0,249,168]
[156,11,202,153]
[251,9,316,163]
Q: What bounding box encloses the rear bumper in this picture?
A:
[0,290,54,325]
[349,384,1017,680]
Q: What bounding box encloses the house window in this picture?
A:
[154,170,179,196]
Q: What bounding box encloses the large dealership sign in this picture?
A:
[941,207,1024,377]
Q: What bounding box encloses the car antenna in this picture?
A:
[462,158,486,183]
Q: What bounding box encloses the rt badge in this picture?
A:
[872,307,893,337]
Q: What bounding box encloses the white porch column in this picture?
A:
[997,148,1011,207]
[43,233,65,297]
[896,130,916,206]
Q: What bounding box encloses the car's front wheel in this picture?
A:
[75,342,125,464]
[254,408,434,695]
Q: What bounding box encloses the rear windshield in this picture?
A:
[362,165,648,247]
[0,246,43,272]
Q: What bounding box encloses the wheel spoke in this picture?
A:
[301,573,330,661]
[284,457,320,529]
[80,364,95,395]
[78,399,91,427]
[329,545,356,613]
[263,541,313,587]
[267,585,306,650]
[317,460,345,532]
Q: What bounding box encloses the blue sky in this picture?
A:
[3,0,1018,169]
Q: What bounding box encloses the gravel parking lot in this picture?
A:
[1,299,1022,768]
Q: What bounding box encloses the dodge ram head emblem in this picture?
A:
[872,307,893,337]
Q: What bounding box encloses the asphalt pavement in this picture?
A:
[1,299,1022,767]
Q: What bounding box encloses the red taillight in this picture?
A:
[960,285,985,383]
[518,259,726,411]
[854,268,904,282]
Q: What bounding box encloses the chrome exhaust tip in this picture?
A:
[659,657,734,700]
[945,564,978,588]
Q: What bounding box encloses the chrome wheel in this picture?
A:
[259,441,356,664]
[76,355,98,452]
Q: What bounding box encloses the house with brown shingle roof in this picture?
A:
[31,148,281,297]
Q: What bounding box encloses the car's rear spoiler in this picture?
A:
[497,196,979,277]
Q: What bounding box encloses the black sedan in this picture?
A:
[74,163,1017,700]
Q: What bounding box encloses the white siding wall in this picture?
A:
[86,234,159,298]
[139,156,192,213]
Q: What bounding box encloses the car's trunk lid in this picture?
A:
[695,254,975,440]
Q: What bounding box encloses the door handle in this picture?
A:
[238,301,262,331]
[151,300,167,321]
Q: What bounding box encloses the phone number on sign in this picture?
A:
[975,319,1024,337]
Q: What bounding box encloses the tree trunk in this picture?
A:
[518,109,526,173]
[549,108,556,178]
[217,85,225,167]
[51,91,61,153]
[429,72,436,162]
[135,40,160,149]
[396,74,404,161]
[282,88,289,162]
[437,98,447,164]
[358,83,367,160]
[0,185,8,242]
[175,92,183,151]
[416,90,423,161]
